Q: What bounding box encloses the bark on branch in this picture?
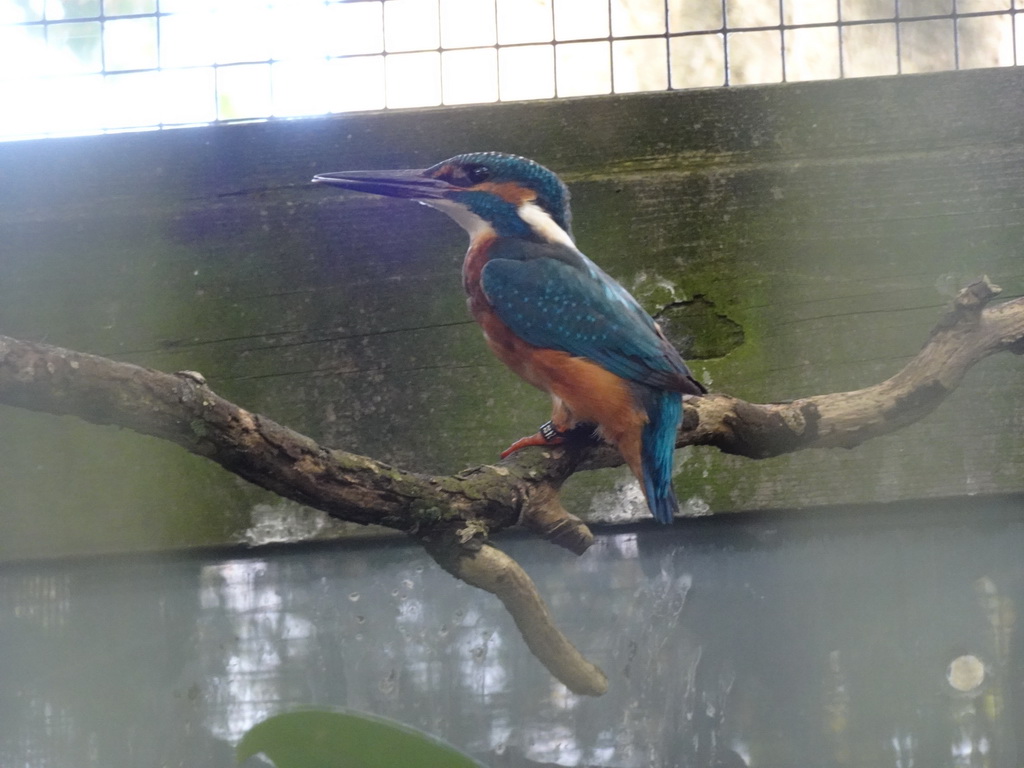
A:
[0,278,1020,697]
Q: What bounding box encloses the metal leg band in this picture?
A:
[539,421,561,442]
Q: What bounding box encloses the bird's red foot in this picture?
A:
[500,421,566,459]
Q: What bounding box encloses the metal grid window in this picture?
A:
[0,0,1019,141]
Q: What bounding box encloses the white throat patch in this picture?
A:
[420,198,494,240]
[517,201,575,249]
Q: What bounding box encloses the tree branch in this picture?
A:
[682,277,1023,458]
[0,278,1019,696]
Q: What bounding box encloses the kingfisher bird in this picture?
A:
[313,152,705,523]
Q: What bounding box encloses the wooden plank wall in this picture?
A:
[1,67,1021,558]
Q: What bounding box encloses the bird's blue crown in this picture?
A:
[425,152,574,241]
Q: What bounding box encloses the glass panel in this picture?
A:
[785,25,841,81]
[554,40,610,96]
[1017,21,1024,69]
[326,54,386,112]
[842,21,898,76]
[957,0,1011,10]
[326,1,384,56]
[497,43,555,101]
[727,29,783,84]
[0,73,103,136]
[159,11,216,68]
[957,15,1015,68]
[212,4,271,64]
[160,66,216,124]
[0,81,38,138]
[103,69,160,126]
[216,62,272,120]
[3,507,1024,766]
[725,0,780,28]
[439,0,497,49]
[384,50,441,108]
[441,47,498,104]
[553,0,609,41]
[612,37,668,93]
[102,16,157,71]
[0,24,47,78]
[899,0,953,16]
[611,0,666,37]
[269,2,330,61]
[383,0,440,52]
[51,74,104,133]
[102,0,156,16]
[9,0,45,21]
[1,0,1018,140]
[669,0,723,33]
[47,20,102,74]
[271,60,330,116]
[670,33,725,87]
[46,0,101,20]
[158,0,201,11]
[496,0,552,44]
[839,0,896,21]
[784,0,838,25]
[898,18,954,73]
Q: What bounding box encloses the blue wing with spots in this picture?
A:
[480,240,703,393]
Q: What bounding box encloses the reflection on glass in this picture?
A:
[47,20,102,73]
[0,504,1022,766]
[611,0,665,37]
[727,29,784,84]
[384,51,441,108]
[441,47,498,105]
[160,66,216,124]
[0,0,1019,140]
[102,0,155,16]
[104,69,160,127]
[670,33,726,88]
[498,44,554,101]
[899,19,955,73]
[326,0,384,56]
[440,0,496,49]
[554,40,611,97]
[102,16,156,71]
[784,26,841,82]
[552,0,609,41]
[325,55,386,113]
[46,0,100,20]
[496,0,552,45]
[198,560,317,744]
[669,0,723,33]
[613,38,669,94]
[382,0,439,53]
[216,63,271,120]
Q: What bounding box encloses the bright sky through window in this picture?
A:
[0,0,1018,141]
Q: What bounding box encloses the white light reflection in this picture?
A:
[891,728,916,768]
[457,627,508,697]
[611,532,639,560]
[237,501,331,546]
[197,560,315,745]
[1,0,1013,140]
[589,474,650,522]
[9,573,71,629]
[524,723,582,767]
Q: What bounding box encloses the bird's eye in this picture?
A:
[465,165,491,184]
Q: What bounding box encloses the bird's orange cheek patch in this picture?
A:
[475,181,537,206]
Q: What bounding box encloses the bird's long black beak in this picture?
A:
[312,168,452,200]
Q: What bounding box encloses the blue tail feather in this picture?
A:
[639,389,682,524]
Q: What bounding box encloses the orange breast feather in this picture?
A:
[463,236,647,474]
[476,308,647,475]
